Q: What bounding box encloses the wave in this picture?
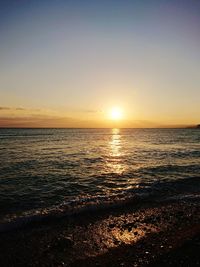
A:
[1,176,199,234]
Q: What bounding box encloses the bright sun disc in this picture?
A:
[110,107,123,120]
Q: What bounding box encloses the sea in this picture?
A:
[0,128,200,229]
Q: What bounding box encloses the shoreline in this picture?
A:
[1,175,200,232]
[0,195,199,266]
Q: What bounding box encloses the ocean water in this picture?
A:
[0,128,200,224]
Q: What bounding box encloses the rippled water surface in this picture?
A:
[0,128,200,219]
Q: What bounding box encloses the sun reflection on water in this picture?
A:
[107,128,125,174]
[110,128,121,157]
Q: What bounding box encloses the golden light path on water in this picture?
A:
[107,128,126,175]
[106,128,141,193]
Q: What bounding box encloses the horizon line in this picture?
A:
[0,126,197,129]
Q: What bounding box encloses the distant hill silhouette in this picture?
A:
[186,124,200,129]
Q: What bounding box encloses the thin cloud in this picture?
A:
[15,107,26,111]
[0,107,11,110]
[0,106,41,112]
[81,109,103,113]
[0,115,84,128]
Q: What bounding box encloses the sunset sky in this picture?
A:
[0,0,200,128]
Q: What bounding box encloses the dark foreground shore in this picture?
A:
[0,196,200,267]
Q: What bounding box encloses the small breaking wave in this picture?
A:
[1,176,199,233]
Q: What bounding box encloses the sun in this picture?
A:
[110,107,123,120]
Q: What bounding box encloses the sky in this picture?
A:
[0,0,200,128]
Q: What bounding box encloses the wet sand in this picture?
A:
[0,196,199,267]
